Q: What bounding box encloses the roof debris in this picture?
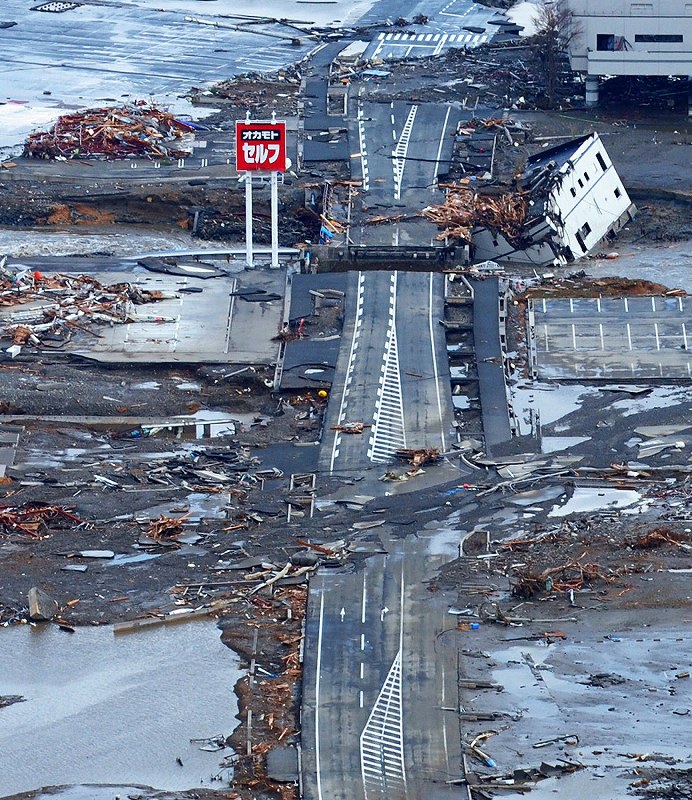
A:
[0,269,169,346]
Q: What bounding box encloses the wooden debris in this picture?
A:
[396,447,441,469]
[331,421,371,434]
[0,270,169,345]
[422,188,528,243]
[0,504,82,538]
[24,104,194,161]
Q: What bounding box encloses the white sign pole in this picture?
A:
[245,171,254,268]
[270,171,279,268]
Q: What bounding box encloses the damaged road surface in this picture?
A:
[1,1,692,800]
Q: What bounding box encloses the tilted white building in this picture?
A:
[565,0,692,104]
[472,133,636,267]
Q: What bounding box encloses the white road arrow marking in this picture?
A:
[340,607,346,622]
[380,606,389,622]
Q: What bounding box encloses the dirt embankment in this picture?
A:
[0,181,321,245]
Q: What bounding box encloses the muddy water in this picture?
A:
[0,621,241,797]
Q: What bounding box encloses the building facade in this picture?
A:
[565,0,692,103]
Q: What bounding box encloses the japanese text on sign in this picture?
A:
[235,121,287,172]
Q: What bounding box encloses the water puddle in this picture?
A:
[508,485,565,506]
[541,436,590,454]
[611,385,692,417]
[452,395,472,410]
[549,487,641,517]
[106,552,162,566]
[422,515,462,557]
[0,622,240,796]
[510,384,601,436]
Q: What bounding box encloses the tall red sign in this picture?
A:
[235,121,287,172]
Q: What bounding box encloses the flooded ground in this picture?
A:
[589,241,692,293]
[481,620,692,799]
[0,621,241,798]
[0,226,206,258]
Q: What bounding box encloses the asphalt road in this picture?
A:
[301,524,465,800]
[351,98,456,245]
[530,294,692,380]
[319,270,453,479]
[360,0,500,60]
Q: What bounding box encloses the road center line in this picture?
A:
[432,105,452,193]
[361,573,367,624]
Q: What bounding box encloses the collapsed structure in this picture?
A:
[23,105,195,161]
[426,133,636,267]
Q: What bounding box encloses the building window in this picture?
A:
[580,222,592,238]
[631,3,653,13]
[570,187,577,198]
[596,152,607,171]
[584,171,590,182]
[614,187,622,198]
[575,232,588,253]
[578,178,583,189]
[635,34,683,43]
[597,33,615,51]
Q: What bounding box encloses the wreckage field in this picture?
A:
[1,1,692,799]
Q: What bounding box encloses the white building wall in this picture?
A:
[471,134,635,268]
[567,0,692,76]
[546,133,634,259]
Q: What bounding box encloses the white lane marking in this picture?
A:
[441,660,450,772]
[360,662,365,680]
[392,105,417,201]
[360,649,407,798]
[432,105,452,192]
[315,591,325,800]
[429,272,447,451]
[432,32,448,55]
[361,633,366,651]
[330,272,365,473]
[357,100,370,191]
[369,273,407,463]
[399,562,405,653]
[361,573,367,624]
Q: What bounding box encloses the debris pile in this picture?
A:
[478,517,692,602]
[200,69,301,112]
[0,503,82,538]
[521,275,687,299]
[423,189,527,243]
[331,421,370,434]
[0,270,168,346]
[396,447,441,470]
[23,105,194,160]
